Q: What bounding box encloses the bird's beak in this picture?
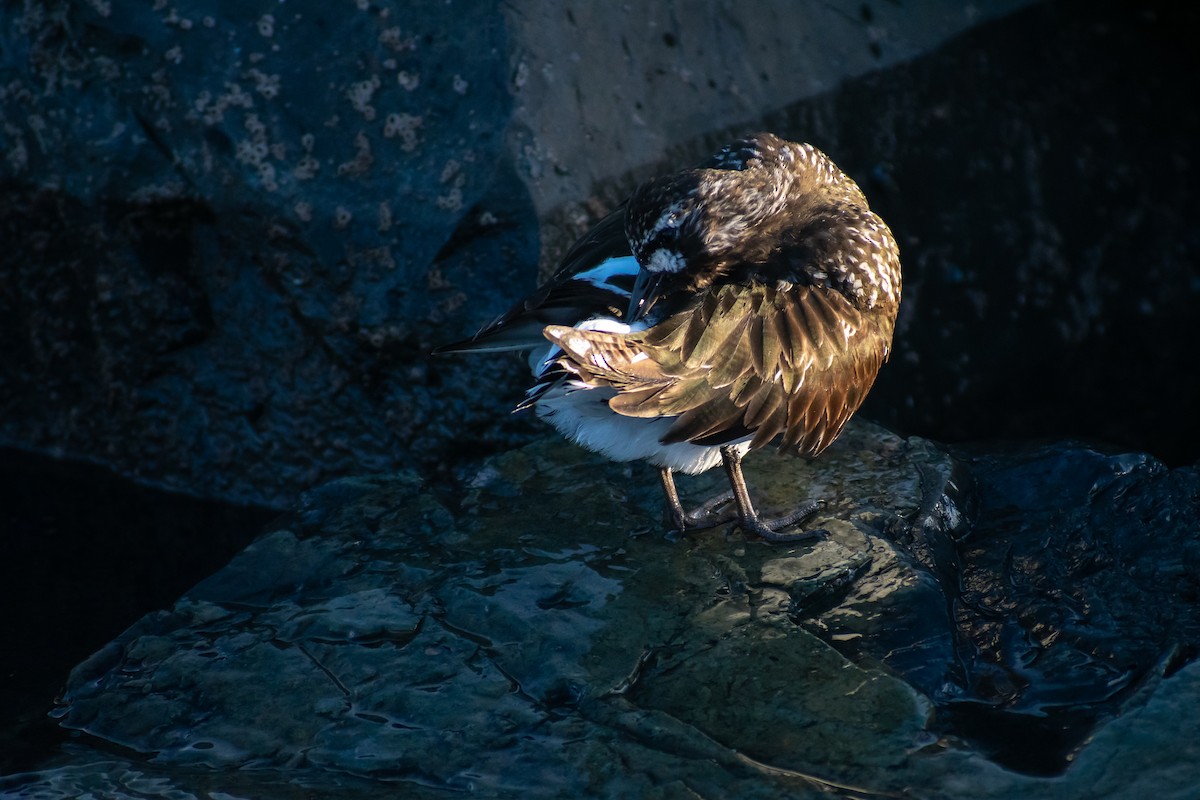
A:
[627,270,664,322]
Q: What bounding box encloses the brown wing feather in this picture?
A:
[670,401,750,444]
[543,282,893,456]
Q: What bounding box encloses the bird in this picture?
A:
[435,132,901,542]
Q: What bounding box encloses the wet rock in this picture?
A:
[43,426,930,796]
[6,422,1199,798]
[855,440,1200,773]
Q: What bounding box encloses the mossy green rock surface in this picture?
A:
[8,421,1200,798]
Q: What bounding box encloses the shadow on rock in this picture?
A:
[7,421,1200,799]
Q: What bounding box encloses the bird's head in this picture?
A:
[624,134,839,320]
[625,167,791,319]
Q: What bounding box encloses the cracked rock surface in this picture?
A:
[7,422,1199,799]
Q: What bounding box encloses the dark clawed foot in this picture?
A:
[737,500,825,543]
[665,490,738,534]
[683,489,737,528]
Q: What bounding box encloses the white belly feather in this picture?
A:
[527,314,751,474]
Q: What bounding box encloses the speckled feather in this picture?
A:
[438,132,901,484]
[543,133,900,458]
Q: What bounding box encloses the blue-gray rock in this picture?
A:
[0,0,536,507]
[10,0,1197,514]
[5,421,1198,798]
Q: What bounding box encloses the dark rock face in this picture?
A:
[3,423,1194,798]
[0,0,537,506]
[2,3,1198,797]
[764,1,1200,465]
[874,441,1200,773]
[3,1,1198,509]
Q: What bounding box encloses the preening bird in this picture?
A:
[435,133,901,542]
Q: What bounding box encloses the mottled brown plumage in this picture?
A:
[438,132,901,541]
[545,279,893,457]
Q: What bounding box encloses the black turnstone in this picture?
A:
[436,132,901,542]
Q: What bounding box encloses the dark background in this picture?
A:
[1,0,1198,776]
